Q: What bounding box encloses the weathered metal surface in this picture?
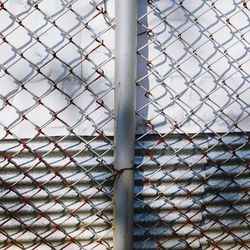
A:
[0,136,114,249]
[113,0,138,249]
[134,132,250,249]
[1,133,249,249]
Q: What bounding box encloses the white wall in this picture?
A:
[136,0,250,134]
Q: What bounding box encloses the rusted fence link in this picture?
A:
[0,0,250,249]
[134,0,250,249]
[0,0,115,249]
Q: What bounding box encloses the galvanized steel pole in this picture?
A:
[113,0,138,249]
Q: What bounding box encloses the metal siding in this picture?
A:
[134,133,250,249]
[0,136,114,250]
[1,134,249,249]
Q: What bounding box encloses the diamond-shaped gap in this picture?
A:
[196,2,226,34]
[71,0,101,24]
[55,9,84,39]
[7,58,40,84]
[155,1,190,33]
[5,24,36,53]
[182,0,211,17]
[4,0,32,18]
[0,8,19,35]
[22,8,51,36]
[56,43,83,72]
[0,41,21,69]
[38,24,68,53]
[37,0,68,20]
[230,6,250,32]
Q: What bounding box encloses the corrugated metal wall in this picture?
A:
[1,133,249,249]
[0,136,114,249]
[134,132,250,249]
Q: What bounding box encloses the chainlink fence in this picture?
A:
[0,0,250,249]
[135,0,249,249]
[0,0,114,249]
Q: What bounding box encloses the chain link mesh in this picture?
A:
[1,0,250,249]
[0,0,114,249]
[135,0,250,249]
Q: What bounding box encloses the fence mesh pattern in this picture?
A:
[136,0,249,134]
[135,0,250,249]
[0,0,250,249]
[134,133,250,249]
[0,0,114,249]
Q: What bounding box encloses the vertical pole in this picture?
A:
[113,0,138,250]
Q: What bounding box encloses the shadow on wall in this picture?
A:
[1,0,249,138]
[133,132,250,250]
[0,0,115,138]
[134,0,250,249]
[0,0,250,249]
[136,0,150,134]
[135,0,250,135]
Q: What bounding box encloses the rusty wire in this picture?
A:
[0,0,114,249]
[0,0,250,249]
[135,0,250,249]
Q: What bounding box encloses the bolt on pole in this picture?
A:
[113,0,138,249]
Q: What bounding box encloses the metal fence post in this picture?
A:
[113,0,138,249]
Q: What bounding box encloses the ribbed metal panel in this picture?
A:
[0,136,114,250]
[201,134,250,249]
[1,133,249,249]
[134,133,250,250]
